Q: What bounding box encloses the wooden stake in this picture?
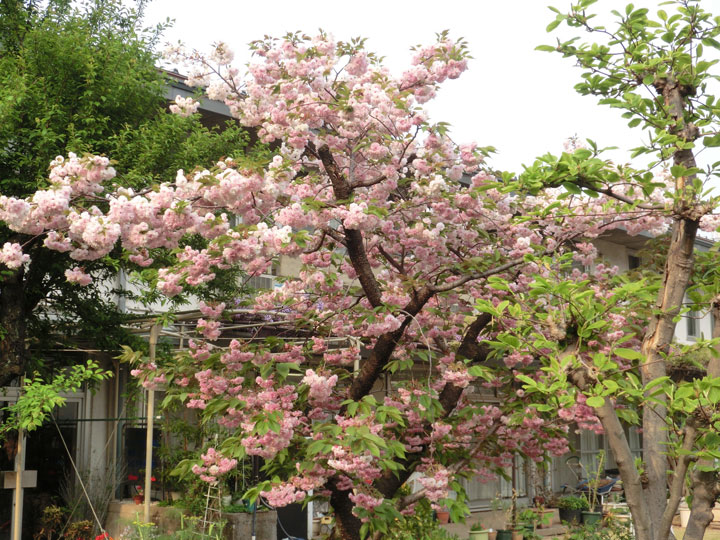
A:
[143,324,160,522]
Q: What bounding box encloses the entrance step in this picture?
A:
[536,524,568,537]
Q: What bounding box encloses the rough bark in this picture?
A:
[640,214,699,538]
[639,76,700,538]
[0,266,26,386]
[593,401,651,535]
[438,313,492,412]
[683,296,720,540]
[315,143,383,308]
[683,480,717,540]
[315,142,438,539]
[328,477,364,540]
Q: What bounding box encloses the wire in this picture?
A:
[260,495,304,540]
[50,411,106,535]
[55,393,128,537]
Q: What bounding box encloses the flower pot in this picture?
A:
[133,494,144,505]
[511,531,523,540]
[582,511,602,526]
[496,530,513,540]
[436,510,450,524]
[679,507,690,528]
[558,508,582,525]
[469,530,490,540]
[538,509,555,528]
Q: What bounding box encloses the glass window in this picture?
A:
[687,310,699,338]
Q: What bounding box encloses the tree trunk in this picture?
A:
[639,77,700,538]
[683,472,717,540]
[683,296,720,540]
[657,420,697,540]
[329,478,363,540]
[640,216,698,538]
[0,266,26,386]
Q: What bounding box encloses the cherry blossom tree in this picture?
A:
[0,32,624,538]
[1,6,720,538]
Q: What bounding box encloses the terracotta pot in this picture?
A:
[133,494,144,505]
[436,510,450,524]
[538,509,555,528]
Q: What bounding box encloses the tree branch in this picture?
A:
[438,313,492,414]
[658,419,698,540]
[374,314,493,500]
[316,143,384,308]
[347,287,434,402]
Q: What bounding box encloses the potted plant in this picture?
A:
[518,508,540,538]
[557,495,587,525]
[491,496,513,540]
[505,489,524,540]
[436,508,451,524]
[582,451,605,525]
[469,521,491,540]
[536,505,555,529]
[128,473,156,504]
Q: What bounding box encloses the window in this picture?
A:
[628,255,641,270]
[687,310,700,339]
[460,455,529,509]
[499,455,527,497]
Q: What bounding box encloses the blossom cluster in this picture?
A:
[191,447,238,484]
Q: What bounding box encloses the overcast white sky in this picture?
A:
[143,0,720,174]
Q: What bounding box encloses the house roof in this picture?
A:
[162,69,234,129]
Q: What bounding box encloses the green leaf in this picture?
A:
[586,396,605,408]
[614,348,643,360]
[675,386,694,400]
[703,133,720,147]
[546,19,562,32]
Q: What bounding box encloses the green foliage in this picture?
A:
[0,0,165,196]
[122,514,225,540]
[557,496,589,511]
[566,519,634,540]
[381,496,459,540]
[541,0,720,174]
[110,111,267,188]
[0,0,269,381]
[0,0,167,379]
[0,359,111,437]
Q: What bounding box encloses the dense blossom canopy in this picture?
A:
[1,29,711,539]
